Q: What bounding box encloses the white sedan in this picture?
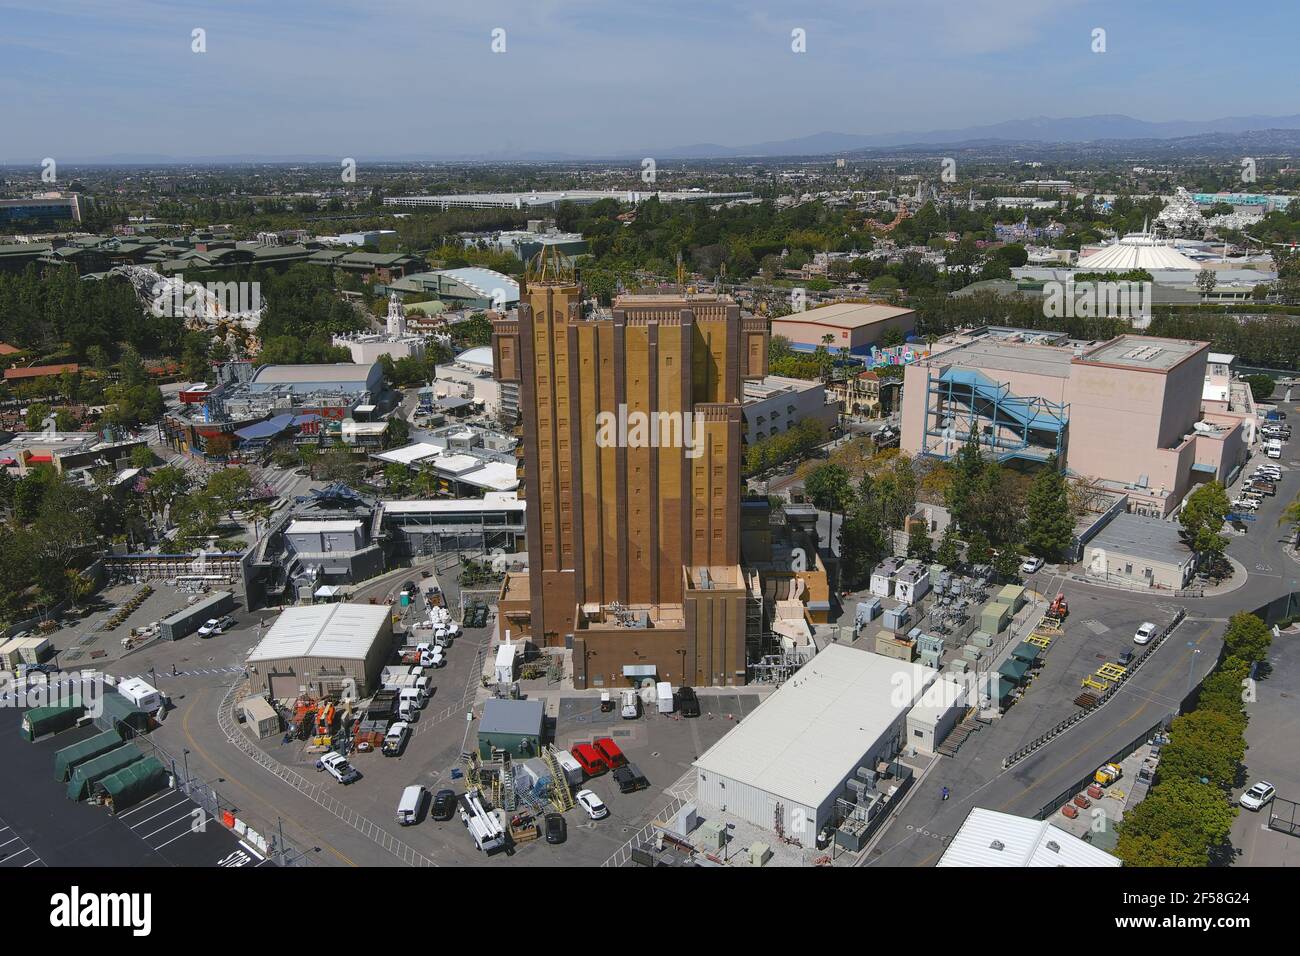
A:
[1240,781,1276,811]
[576,789,609,820]
[1020,557,1044,574]
[196,618,223,638]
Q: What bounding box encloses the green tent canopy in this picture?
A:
[94,757,169,813]
[53,729,123,781]
[998,657,1032,684]
[66,745,144,801]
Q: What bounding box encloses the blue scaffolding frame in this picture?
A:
[922,368,1068,463]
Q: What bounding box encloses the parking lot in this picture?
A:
[0,709,271,867]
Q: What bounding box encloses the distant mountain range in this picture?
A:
[651,113,1300,158]
[8,113,1300,165]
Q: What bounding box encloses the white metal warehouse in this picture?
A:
[245,603,392,700]
[937,808,1121,867]
[693,645,938,837]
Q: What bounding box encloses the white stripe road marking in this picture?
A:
[115,791,176,819]
[141,811,199,842]
[126,796,192,830]
[152,827,200,851]
[0,836,22,850]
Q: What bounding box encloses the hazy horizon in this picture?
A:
[3,0,1298,161]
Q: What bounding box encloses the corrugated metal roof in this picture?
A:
[479,698,544,737]
[692,646,937,809]
[937,807,1121,867]
[247,603,389,663]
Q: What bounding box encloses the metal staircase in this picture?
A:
[542,746,575,812]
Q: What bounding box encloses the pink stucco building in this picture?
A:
[900,330,1250,516]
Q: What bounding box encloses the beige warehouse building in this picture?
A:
[246,603,393,700]
[771,302,916,358]
[900,329,1249,516]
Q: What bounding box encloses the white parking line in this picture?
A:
[125,796,191,830]
[140,811,198,842]
[115,791,176,820]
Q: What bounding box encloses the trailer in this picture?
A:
[159,591,235,641]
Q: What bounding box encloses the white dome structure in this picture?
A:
[1077,232,1201,272]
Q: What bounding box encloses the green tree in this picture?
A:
[1157,708,1247,788]
[906,522,932,561]
[804,463,854,544]
[839,507,888,590]
[992,547,1021,583]
[1221,611,1272,664]
[935,524,961,567]
[129,445,155,470]
[1178,481,1230,565]
[1244,374,1276,403]
[1116,777,1236,867]
[966,530,992,566]
[1023,456,1073,560]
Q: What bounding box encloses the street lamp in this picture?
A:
[182,748,191,788]
[1185,646,1201,698]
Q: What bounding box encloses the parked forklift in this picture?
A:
[1094,762,1123,786]
[1045,593,1069,624]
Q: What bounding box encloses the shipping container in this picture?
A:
[159,591,235,641]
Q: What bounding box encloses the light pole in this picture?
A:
[1185,646,1201,700]
[182,748,191,789]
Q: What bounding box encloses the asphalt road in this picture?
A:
[865,394,1300,866]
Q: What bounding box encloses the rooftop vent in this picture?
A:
[1046,840,1061,853]
[989,840,1005,851]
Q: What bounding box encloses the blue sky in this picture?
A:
[1,0,1297,160]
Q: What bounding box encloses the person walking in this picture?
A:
[941,786,950,801]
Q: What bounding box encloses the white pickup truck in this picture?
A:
[318,751,360,784]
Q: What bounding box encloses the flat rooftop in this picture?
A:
[693,646,937,810]
[1077,335,1206,372]
[1090,512,1191,566]
[774,301,914,330]
[247,603,389,663]
[929,338,1076,379]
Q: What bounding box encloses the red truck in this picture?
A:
[593,737,627,769]
[570,743,608,778]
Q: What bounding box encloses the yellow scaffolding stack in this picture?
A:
[1097,662,1127,681]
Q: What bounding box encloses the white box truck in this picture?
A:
[656,681,674,715]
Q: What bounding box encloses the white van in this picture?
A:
[396,785,427,826]
[1267,440,1282,459]
[399,688,424,721]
